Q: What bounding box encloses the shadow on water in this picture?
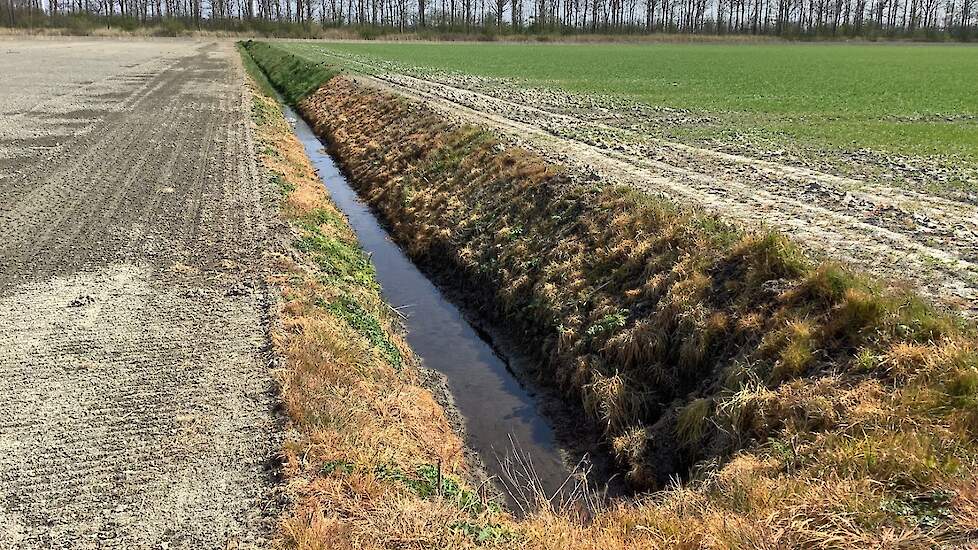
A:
[284,106,584,511]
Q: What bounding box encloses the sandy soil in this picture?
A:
[0,40,279,548]
[314,49,978,317]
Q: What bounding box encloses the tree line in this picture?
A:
[3,0,975,39]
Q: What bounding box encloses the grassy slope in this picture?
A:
[246,41,978,548]
[285,41,978,161]
[240,44,509,548]
[243,40,339,103]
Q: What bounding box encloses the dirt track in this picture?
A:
[0,40,279,547]
[308,48,978,317]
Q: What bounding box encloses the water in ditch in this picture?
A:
[284,106,577,510]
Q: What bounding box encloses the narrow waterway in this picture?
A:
[284,106,574,507]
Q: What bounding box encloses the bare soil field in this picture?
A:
[0,40,279,547]
[308,48,978,317]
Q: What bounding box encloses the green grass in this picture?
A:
[236,42,278,99]
[326,295,403,368]
[278,41,978,161]
[241,40,338,103]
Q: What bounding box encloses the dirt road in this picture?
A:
[0,40,279,547]
[308,49,978,317]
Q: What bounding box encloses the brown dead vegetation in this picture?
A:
[291,74,978,546]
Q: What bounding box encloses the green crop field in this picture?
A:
[283,41,978,163]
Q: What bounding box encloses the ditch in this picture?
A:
[283,105,597,510]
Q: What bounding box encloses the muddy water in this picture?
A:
[284,106,574,506]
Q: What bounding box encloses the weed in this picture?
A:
[375,463,493,514]
[269,172,295,197]
[585,310,628,337]
[296,207,343,230]
[881,490,955,528]
[451,520,510,544]
[295,232,376,288]
[321,459,355,475]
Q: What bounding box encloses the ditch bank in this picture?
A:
[240,42,598,514]
[292,73,791,488]
[246,41,978,544]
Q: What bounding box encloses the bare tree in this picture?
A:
[494,0,506,25]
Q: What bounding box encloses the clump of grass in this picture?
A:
[677,397,713,447]
[295,230,377,288]
[326,295,402,368]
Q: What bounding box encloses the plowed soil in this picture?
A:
[0,39,279,548]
